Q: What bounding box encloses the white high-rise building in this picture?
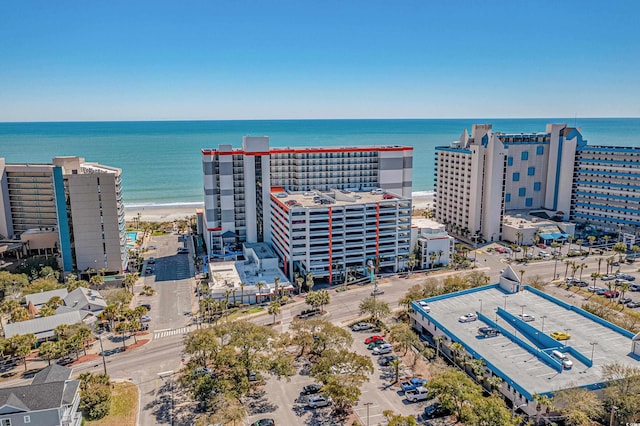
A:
[435,124,583,243]
[0,157,127,273]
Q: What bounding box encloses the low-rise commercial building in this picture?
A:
[410,218,454,269]
[409,268,640,417]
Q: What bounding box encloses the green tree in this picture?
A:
[399,284,424,310]
[389,358,402,383]
[310,348,373,414]
[587,235,596,255]
[89,274,104,289]
[426,369,480,422]
[22,277,60,295]
[358,297,391,321]
[10,307,30,323]
[268,300,281,324]
[553,387,604,426]
[601,362,640,424]
[389,322,422,356]
[466,270,490,288]
[533,393,555,426]
[383,410,418,426]
[306,272,315,293]
[7,333,36,370]
[38,341,60,365]
[79,373,112,420]
[470,393,521,426]
[613,242,628,263]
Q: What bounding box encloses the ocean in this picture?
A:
[1,118,638,207]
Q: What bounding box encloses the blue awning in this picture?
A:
[539,232,569,240]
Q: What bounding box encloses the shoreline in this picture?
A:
[125,193,434,223]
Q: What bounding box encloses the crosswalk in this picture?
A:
[153,326,192,339]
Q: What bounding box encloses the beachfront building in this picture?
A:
[434,124,584,243]
[269,189,411,282]
[0,157,127,273]
[201,137,413,276]
[410,218,454,269]
[571,145,640,241]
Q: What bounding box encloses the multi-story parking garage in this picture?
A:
[409,267,640,417]
[269,188,411,282]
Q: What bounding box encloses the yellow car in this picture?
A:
[550,331,571,341]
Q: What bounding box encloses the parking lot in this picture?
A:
[245,324,431,425]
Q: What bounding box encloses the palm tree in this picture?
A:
[256,281,266,304]
[429,252,437,269]
[597,257,603,274]
[619,281,630,305]
[533,394,554,426]
[564,260,573,279]
[578,263,588,281]
[437,250,444,265]
[305,273,315,293]
[613,242,627,264]
[273,277,281,301]
[268,300,281,325]
[389,359,402,383]
[587,236,596,255]
[567,234,574,253]
[239,282,246,305]
[603,235,611,252]
[519,269,525,285]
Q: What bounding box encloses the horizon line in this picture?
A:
[1,116,639,124]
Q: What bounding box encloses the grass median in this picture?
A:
[85,381,138,426]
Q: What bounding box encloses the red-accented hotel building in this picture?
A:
[202,136,413,282]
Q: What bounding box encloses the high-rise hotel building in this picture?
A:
[0,157,127,273]
[435,124,584,243]
[202,137,413,280]
[435,124,640,243]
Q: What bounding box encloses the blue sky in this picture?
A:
[1,1,639,121]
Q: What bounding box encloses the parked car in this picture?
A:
[424,402,450,419]
[352,322,374,332]
[459,313,478,323]
[252,419,275,426]
[550,331,571,341]
[302,384,322,395]
[478,326,501,337]
[145,267,153,274]
[372,343,393,355]
[365,335,384,344]
[405,386,429,402]
[417,301,431,312]
[307,395,332,408]
[177,247,189,254]
[139,303,151,311]
[615,272,636,281]
[588,286,604,293]
[367,340,387,350]
[551,350,573,369]
[194,367,214,376]
[400,378,427,392]
[601,274,616,281]
[379,355,401,366]
[630,284,640,291]
[141,315,151,322]
[595,288,607,296]
[147,257,155,264]
[297,308,322,319]
[618,297,633,304]
[519,313,535,322]
[371,288,385,296]
[626,301,640,308]
[604,290,620,298]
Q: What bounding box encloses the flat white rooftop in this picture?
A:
[271,189,408,209]
[411,284,639,398]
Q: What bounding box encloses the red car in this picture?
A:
[604,290,620,298]
[365,335,384,344]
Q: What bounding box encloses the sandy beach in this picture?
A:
[125,194,434,223]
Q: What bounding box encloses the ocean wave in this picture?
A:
[124,201,204,209]
[412,190,435,197]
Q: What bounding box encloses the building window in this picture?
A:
[528,167,535,176]
[507,157,513,166]
[505,193,511,202]
[536,146,544,155]
[525,198,533,207]
[513,172,520,182]
[1,419,11,426]
[521,151,529,161]
[534,182,541,191]
[519,188,526,197]
[23,417,30,424]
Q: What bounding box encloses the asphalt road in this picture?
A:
[71,238,639,425]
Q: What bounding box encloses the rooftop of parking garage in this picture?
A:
[271,188,410,209]
[411,283,639,399]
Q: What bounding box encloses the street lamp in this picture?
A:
[158,370,175,426]
[590,342,598,365]
[541,315,547,332]
[478,299,483,312]
[364,401,373,426]
[512,402,528,418]
[520,304,526,317]
[503,295,509,310]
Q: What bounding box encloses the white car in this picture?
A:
[351,322,374,331]
[519,313,535,322]
[458,313,478,323]
[141,315,151,322]
[307,395,332,408]
[372,343,393,355]
[405,386,429,402]
[417,301,431,312]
